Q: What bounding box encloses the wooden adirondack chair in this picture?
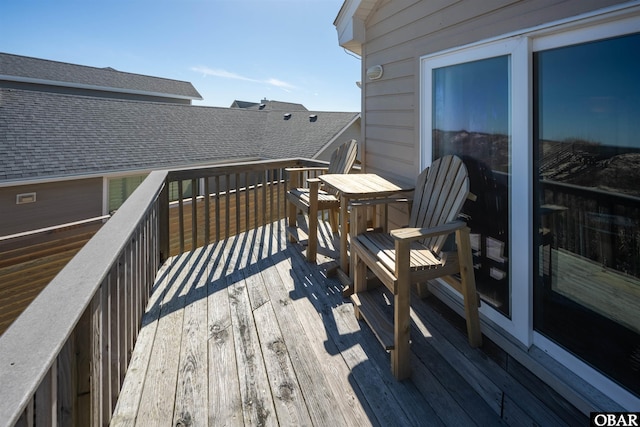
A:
[286,139,358,262]
[350,155,482,380]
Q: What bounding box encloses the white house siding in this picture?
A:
[360,0,627,228]
[0,178,103,236]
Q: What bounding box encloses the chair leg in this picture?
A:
[392,277,411,380]
[287,200,298,243]
[307,180,320,263]
[352,248,367,320]
[392,239,411,380]
[416,282,431,299]
[329,208,339,233]
[456,227,482,348]
[307,210,318,262]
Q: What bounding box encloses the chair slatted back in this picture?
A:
[323,139,357,197]
[409,155,470,254]
[327,139,358,175]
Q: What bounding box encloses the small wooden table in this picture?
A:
[318,173,414,293]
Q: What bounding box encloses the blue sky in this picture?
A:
[1,0,361,112]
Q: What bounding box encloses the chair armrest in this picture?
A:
[285,166,330,173]
[287,167,329,189]
[390,220,466,242]
[349,197,412,208]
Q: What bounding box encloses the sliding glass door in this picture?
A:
[533,32,640,396]
[422,11,640,403]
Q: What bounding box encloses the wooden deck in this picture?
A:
[111,218,587,426]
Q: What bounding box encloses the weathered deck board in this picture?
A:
[207,242,243,427]
[111,218,586,426]
[173,250,209,426]
[228,270,278,426]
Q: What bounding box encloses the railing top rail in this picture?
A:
[542,178,640,203]
[0,170,168,426]
[166,157,326,181]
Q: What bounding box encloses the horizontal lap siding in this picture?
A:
[362,0,627,229]
[0,178,103,235]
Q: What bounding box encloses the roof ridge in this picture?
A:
[0,52,194,86]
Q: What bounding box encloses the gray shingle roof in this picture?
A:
[0,89,359,182]
[0,53,202,100]
[261,110,358,160]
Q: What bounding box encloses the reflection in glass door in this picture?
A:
[432,55,511,317]
[534,33,640,396]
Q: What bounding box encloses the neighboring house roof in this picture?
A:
[0,52,202,101]
[231,99,308,111]
[0,88,359,183]
[262,110,359,160]
[230,100,261,109]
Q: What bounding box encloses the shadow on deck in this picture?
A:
[110,218,586,426]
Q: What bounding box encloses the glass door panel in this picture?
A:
[432,55,511,317]
[534,33,640,395]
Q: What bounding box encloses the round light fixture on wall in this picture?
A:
[366,64,383,80]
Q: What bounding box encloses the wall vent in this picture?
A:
[16,192,37,204]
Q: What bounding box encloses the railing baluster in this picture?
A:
[127,242,135,365]
[204,178,210,245]
[252,172,258,230]
[102,274,112,424]
[224,174,230,239]
[58,343,72,426]
[34,363,53,425]
[117,256,127,388]
[134,230,141,343]
[15,398,33,427]
[177,181,184,254]
[235,172,241,235]
[276,168,281,221]
[142,213,149,306]
[269,169,275,223]
[191,178,197,251]
[244,172,250,233]
[91,287,103,427]
[215,176,221,242]
[109,264,120,414]
[262,170,268,227]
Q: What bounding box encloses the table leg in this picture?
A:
[349,204,367,279]
[339,196,349,274]
[368,202,387,232]
[339,203,369,296]
[337,196,356,295]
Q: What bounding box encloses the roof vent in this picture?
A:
[284,113,292,120]
[309,114,318,122]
